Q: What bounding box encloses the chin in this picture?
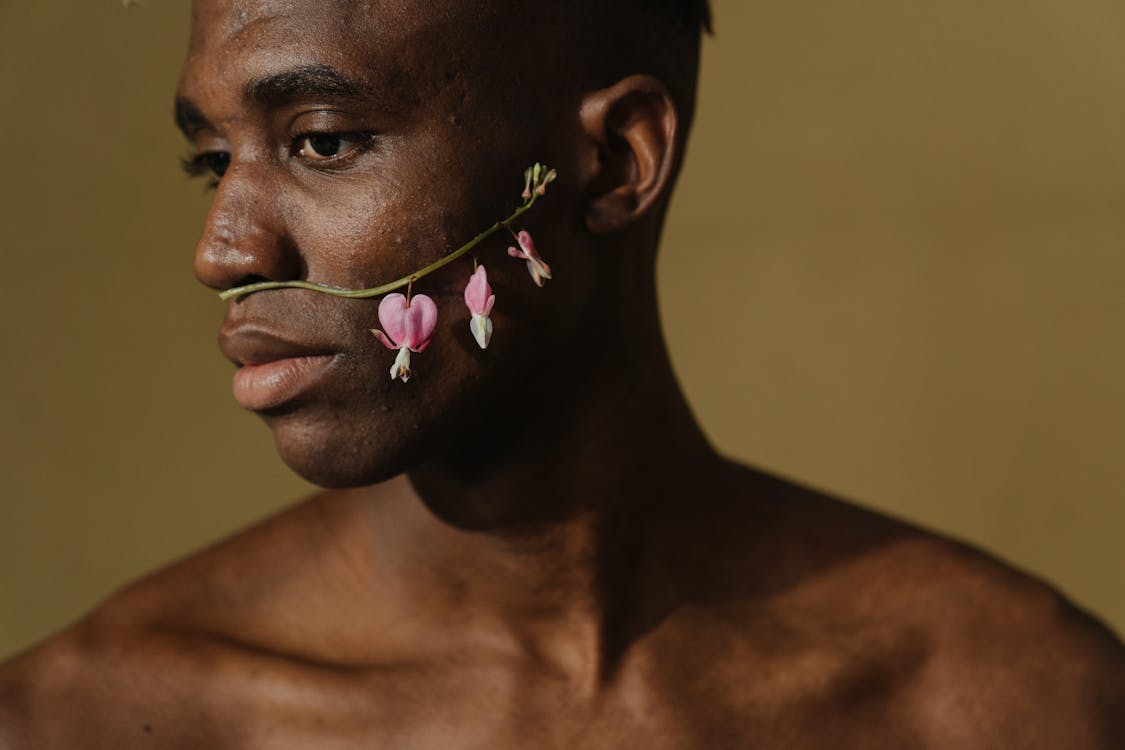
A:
[257,372,494,488]
[284,461,400,490]
[271,427,422,489]
[258,401,430,489]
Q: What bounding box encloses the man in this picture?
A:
[1,0,1122,746]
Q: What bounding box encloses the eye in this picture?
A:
[295,132,373,161]
[181,151,231,181]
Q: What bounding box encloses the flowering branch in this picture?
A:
[217,163,556,382]
[217,164,556,302]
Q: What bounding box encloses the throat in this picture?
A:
[369,317,721,682]
[369,447,716,686]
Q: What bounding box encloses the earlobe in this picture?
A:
[578,75,679,235]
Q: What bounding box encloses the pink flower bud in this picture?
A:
[535,168,557,196]
[463,265,495,349]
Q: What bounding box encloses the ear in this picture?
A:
[577,75,679,235]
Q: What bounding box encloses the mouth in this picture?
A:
[231,354,339,411]
[219,323,344,411]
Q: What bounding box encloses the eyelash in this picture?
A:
[180,131,377,189]
[180,152,224,190]
[292,131,376,161]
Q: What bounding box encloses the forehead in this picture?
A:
[181,0,495,101]
[190,0,368,42]
[189,0,482,48]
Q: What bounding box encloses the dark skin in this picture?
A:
[2,0,1123,746]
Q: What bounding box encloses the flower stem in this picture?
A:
[218,194,540,302]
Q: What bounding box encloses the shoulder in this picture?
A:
[0,486,391,748]
[38,486,382,654]
[775,480,1125,747]
[0,610,178,748]
[714,466,1123,746]
[889,534,1125,747]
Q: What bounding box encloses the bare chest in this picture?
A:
[13,612,934,749]
[162,642,928,750]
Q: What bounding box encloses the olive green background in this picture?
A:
[1,0,1122,659]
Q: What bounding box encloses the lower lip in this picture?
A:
[231,355,338,411]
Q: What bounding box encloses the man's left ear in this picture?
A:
[577,75,679,235]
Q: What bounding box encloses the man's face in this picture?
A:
[177,0,601,487]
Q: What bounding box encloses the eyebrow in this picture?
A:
[173,97,209,136]
[173,64,374,136]
[242,64,366,107]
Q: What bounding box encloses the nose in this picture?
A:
[193,163,302,292]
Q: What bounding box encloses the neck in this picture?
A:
[371,289,724,682]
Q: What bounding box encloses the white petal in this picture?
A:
[470,313,493,349]
[527,260,544,287]
[390,347,412,382]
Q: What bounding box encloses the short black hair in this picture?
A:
[646,0,713,34]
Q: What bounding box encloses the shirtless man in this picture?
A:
[2,0,1122,746]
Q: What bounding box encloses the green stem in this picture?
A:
[218,195,539,301]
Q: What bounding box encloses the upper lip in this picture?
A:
[218,322,340,367]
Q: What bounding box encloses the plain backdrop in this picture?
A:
[1,0,1122,659]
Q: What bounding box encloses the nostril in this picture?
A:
[230,274,272,290]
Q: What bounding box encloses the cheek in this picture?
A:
[254,154,591,485]
[256,291,511,487]
[284,187,424,290]
[286,174,484,293]
[258,263,592,489]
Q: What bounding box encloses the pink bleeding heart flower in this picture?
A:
[463,265,495,349]
[507,230,552,287]
[370,293,438,382]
